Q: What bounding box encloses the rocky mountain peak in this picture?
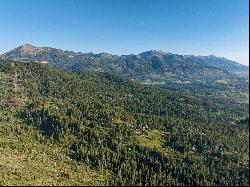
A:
[19,44,39,53]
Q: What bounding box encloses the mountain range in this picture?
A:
[1,44,248,84]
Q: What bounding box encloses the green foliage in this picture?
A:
[0,109,107,186]
[0,59,249,186]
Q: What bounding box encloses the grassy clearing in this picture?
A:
[135,130,179,158]
[214,79,229,85]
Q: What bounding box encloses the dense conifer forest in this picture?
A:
[0,59,248,185]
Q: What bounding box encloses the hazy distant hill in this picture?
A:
[1,44,248,90]
[193,55,248,74]
[139,50,248,74]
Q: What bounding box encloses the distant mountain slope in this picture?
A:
[1,44,248,87]
[193,55,248,74]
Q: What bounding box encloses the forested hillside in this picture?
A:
[0,59,249,185]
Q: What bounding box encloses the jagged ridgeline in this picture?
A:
[0,59,249,185]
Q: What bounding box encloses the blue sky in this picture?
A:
[0,0,249,65]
